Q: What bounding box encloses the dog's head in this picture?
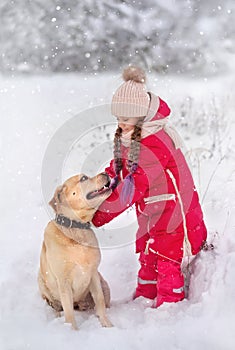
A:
[49,173,111,222]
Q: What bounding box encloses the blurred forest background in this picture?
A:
[0,0,234,75]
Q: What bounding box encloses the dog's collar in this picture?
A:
[55,214,91,230]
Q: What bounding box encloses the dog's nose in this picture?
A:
[101,172,110,186]
[101,172,109,178]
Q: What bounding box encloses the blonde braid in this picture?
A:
[111,126,123,189]
[111,118,144,195]
[114,126,122,173]
[127,118,144,173]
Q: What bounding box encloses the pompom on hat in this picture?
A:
[111,66,150,118]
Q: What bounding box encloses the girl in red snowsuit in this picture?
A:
[92,66,207,307]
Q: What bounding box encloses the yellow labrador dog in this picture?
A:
[38,172,113,330]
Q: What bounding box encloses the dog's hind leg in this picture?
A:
[89,272,113,328]
[38,272,63,311]
[58,281,77,330]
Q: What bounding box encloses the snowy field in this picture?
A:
[0,68,235,350]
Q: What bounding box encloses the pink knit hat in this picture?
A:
[111,66,150,117]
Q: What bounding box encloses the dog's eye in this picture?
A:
[73,192,76,196]
[80,175,88,182]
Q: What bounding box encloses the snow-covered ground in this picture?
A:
[0,68,235,350]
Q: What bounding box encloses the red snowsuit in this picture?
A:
[92,97,207,306]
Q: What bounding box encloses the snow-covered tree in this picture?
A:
[0,0,234,74]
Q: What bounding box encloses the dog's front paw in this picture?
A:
[100,316,113,328]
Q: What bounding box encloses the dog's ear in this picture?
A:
[49,185,64,213]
